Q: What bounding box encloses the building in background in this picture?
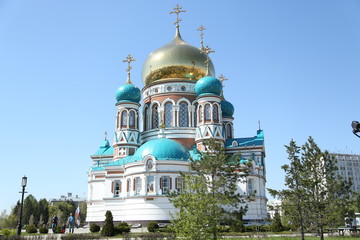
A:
[50,192,86,205]
[332,153,360,193]
[86,6,267,225]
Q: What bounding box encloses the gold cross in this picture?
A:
[197,25,206,50]
[218,74,228,87]
[201,45,215,75]
[170,4,186,28]
[123,54,136,84]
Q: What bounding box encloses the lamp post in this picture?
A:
[352,121,360,138]
[17,176,27,236]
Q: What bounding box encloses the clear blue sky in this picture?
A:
[1,0,359,213]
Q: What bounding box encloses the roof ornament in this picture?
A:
[123,54,136,84]
[170,4,186,29]
[197,25,206,50]
[104,131,108,140]
[218,74,228,87]
[202,45,215,76]
[258,120,261,131]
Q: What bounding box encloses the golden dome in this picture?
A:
[141,29,215,86]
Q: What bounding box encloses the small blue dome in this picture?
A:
[195,76,223,96]
[221,100,234,117]
[132,138,190,161]
[115,84,141,103]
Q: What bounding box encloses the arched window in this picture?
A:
[152,105,159,129]
[213,104,219,121]
[144,106,149,131]
[175,176,183,192]
[126,179,131,196]
[129,111,135,128]
[179,102,188,127]
[165,102,173,127]
[205,104,211,121]
[226,124,232,139]
[198,105,203,123]
[116,112,120,129]
[121,111,127,128]
[193,103,198,127]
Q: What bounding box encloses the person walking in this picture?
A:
[67,213,75,233]
[51,215,58,233]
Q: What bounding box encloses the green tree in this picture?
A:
[271,211,284,232]
[23,195,39,225]
[100,210,115,236]
[269,137,353,240]
[268,140,307,240]
[168,139,248,240]
[38,199,49,226]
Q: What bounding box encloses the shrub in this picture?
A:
[26,225,37,234]
[1,229,15,236]
[114,222,131,234]
[55,226,62,233]
[39,226,49,234]
[90,223,100,233]
[147,221,159,232]
[100,210,115,236]
[61,234,105,240]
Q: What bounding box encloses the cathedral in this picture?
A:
[86,5,267,225]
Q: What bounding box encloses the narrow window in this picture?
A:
[198,105,203,123]
[126,179,131,196]
[147,176,154,193]
[247,179,254,195]
[213,105,219,121]
[144,106,149,130]
[129,111,135,128]
[179,102,189,127]
[165,102,173,127]
[121,111,127,128]
[160,176,171,194]
[175,176,183,192]
[226,124,232,139]
[205,104,211,121]
[135,177,141,195]
[113,180,121,197]
[152,105,159,129]
[193,103,198,127]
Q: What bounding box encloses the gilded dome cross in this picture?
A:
[170,4,186,28]
[123,54,136,84]
[218,74,228,87]
[197,25,206,50]
[202,45,215,76]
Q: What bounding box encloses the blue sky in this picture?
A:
[1,0,359,213]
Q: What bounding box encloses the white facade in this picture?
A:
[332,153,360,193]
[86,9,267,225]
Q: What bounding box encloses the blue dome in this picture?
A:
[115,84,141,103]
[195,76,223,96]
[132,138,190,161]
[221,100,234,117]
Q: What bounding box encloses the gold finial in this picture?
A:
[122,54,136,84]
[218,74,228,87]
[197,25,206,50]
[202,45,215,76]
[170,4,186,29]
[104,131,108,140]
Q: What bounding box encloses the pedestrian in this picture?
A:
[51,215,58,233]
[67,213,75,233]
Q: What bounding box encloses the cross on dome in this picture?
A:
[202,45,215,76]
[123,54,136,84]
[104,131,108,140]
[197,25,206,50]
[218,74,228,87]
[170,4,186,29]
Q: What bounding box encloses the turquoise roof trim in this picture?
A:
[226,130,264,148]
[92,140,114,156]
[92,166,105,171]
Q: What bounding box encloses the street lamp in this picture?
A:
[17,176,27,236]
[352,121,360,138]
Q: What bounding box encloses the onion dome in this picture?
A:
[141,29,215,86]
[195,76,223,96]
[115,84,141,103]
[132,138,190,161]
[220,99,234,117]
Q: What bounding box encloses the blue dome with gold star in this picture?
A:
[220,99,234,117]
[115,84,141,103]
[195,76,223,96]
